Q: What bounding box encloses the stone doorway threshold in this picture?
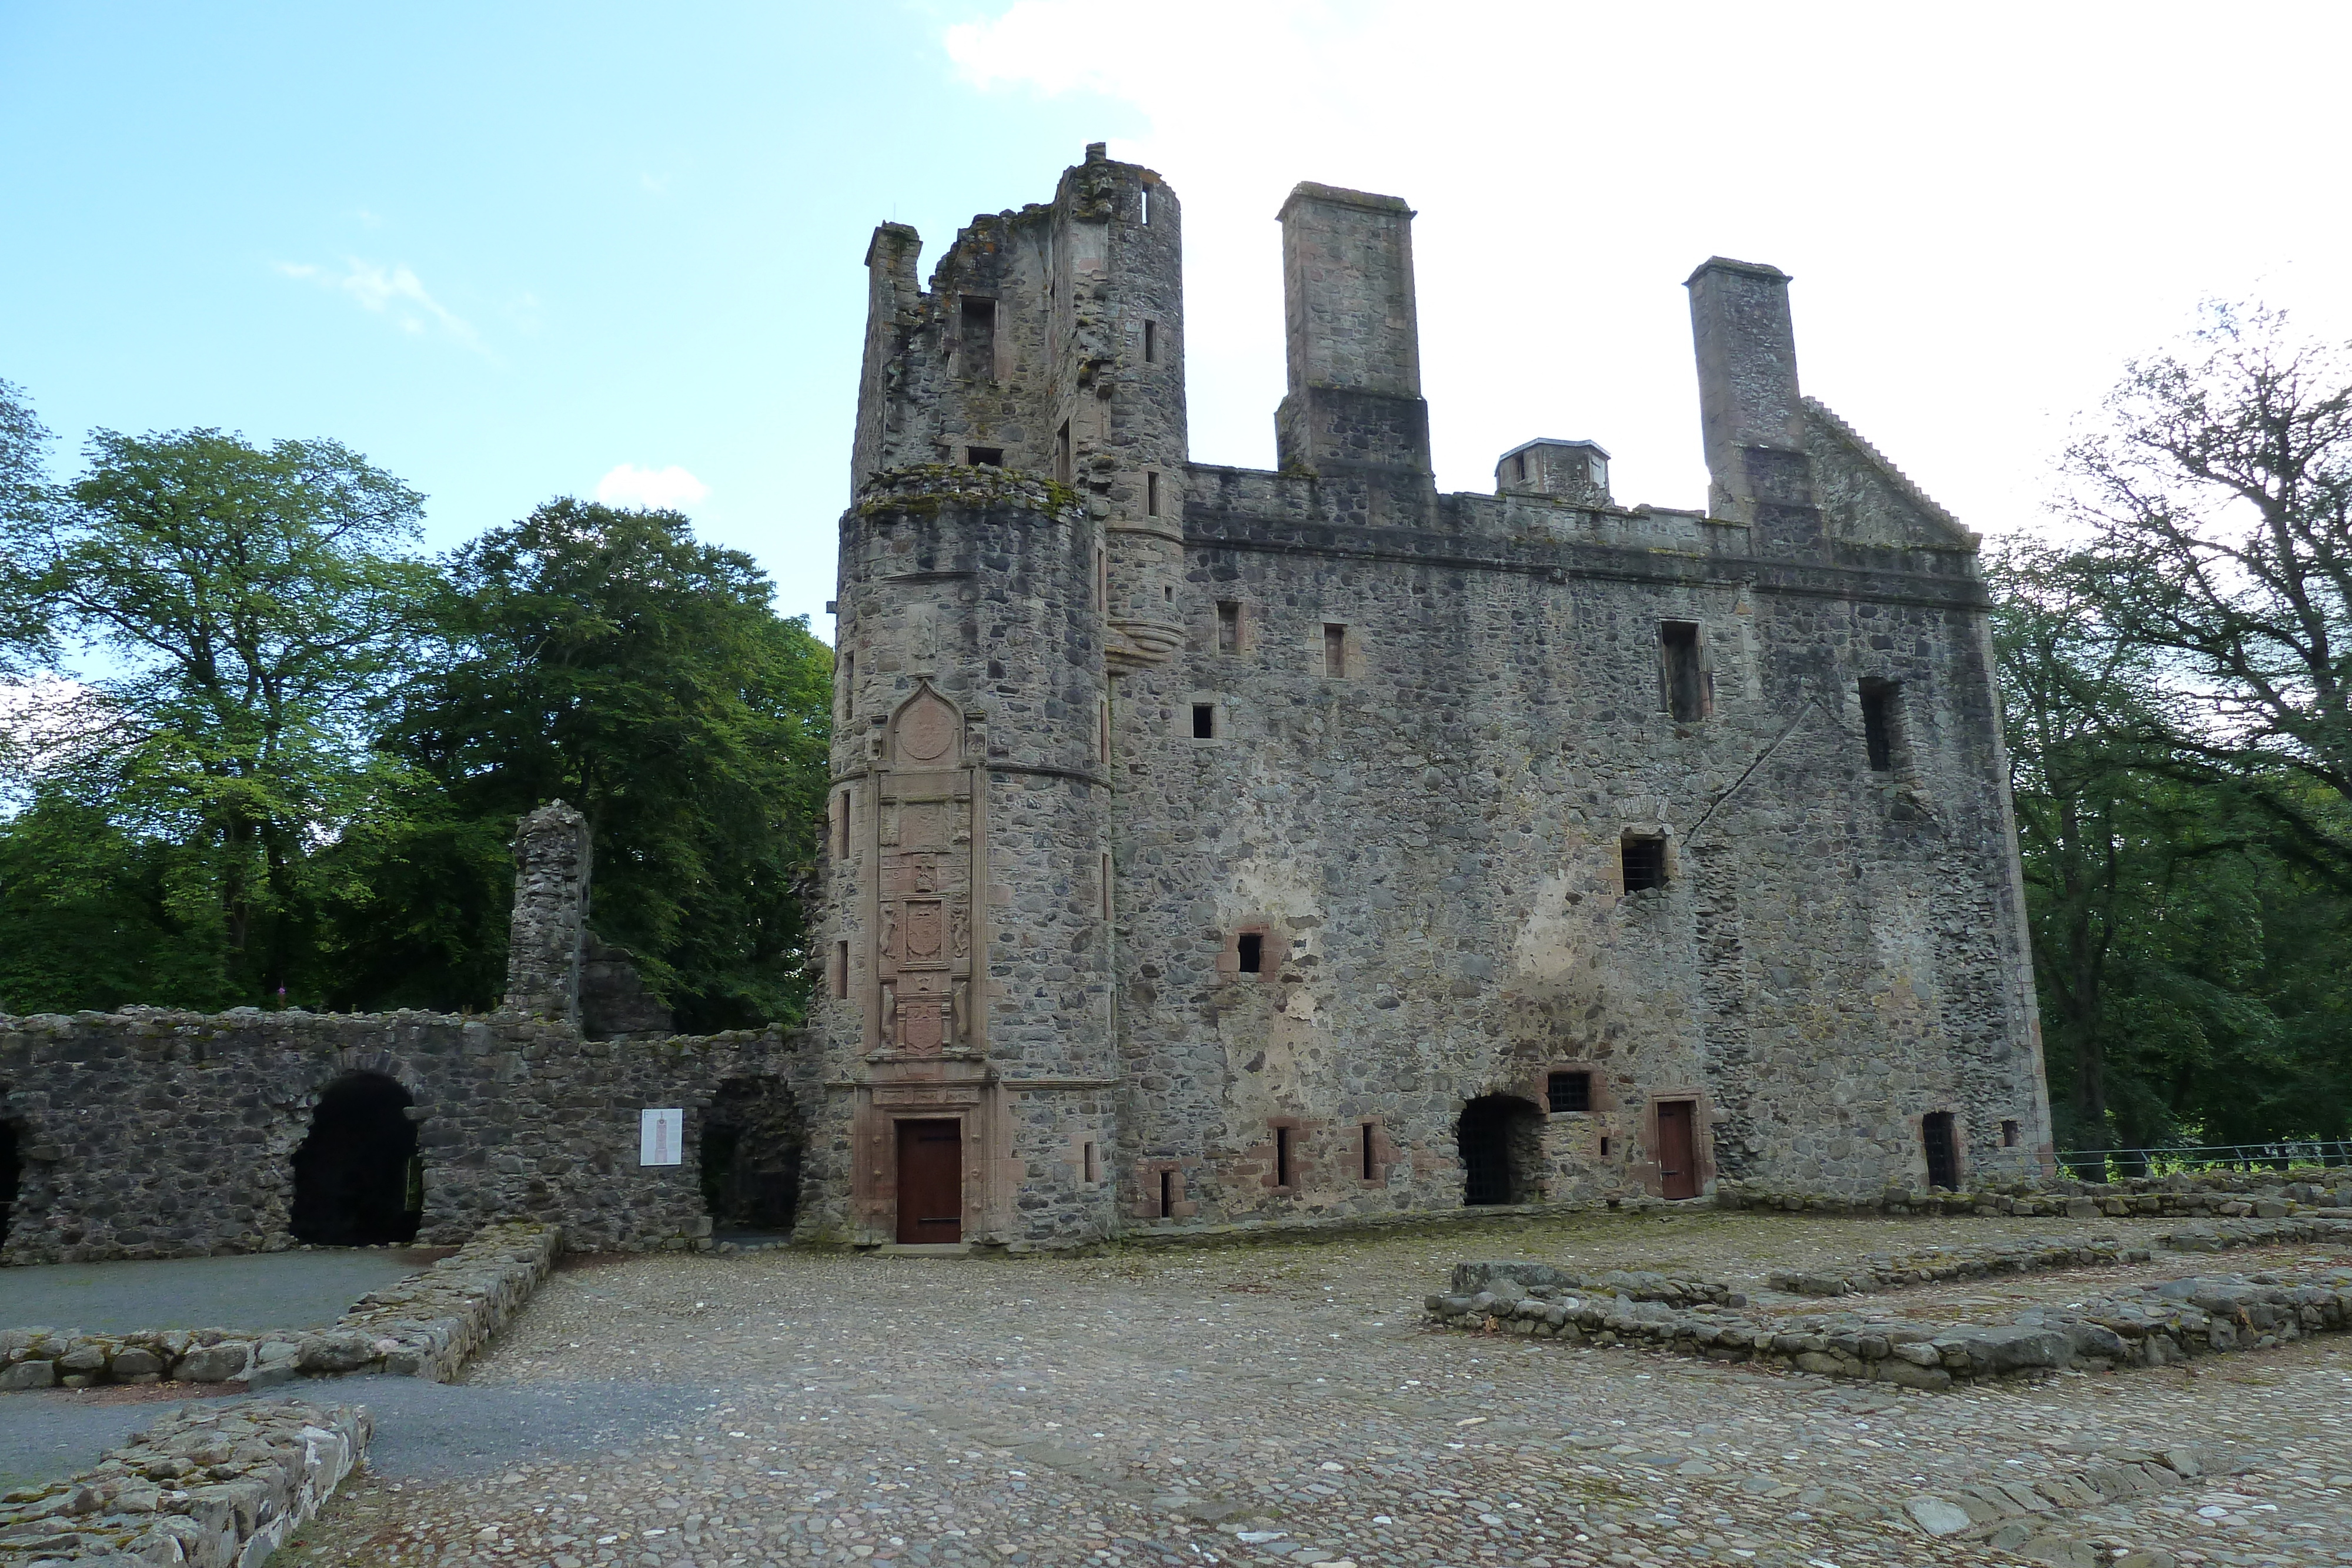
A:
[873,1243,972,1258]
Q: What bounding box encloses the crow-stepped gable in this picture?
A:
[813,142,2053,1248]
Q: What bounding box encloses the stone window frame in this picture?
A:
[1261,1116,1307,1193]
[1134,1158,1197,1221]
[1216,922,1281,984]
[1635,1088,1714,1199]
[1616,824,1676,897]
[1658,618,1713,722]
[1541,1062,1611,1119]
[1316,620,1354,679]
[1180,693,1228,744]
[1212,600,1247,656]
[1354,1119,1392,1187]
[1072,1132,1105,1188]
[830,940,850,1001]
[1856,674,1920,781]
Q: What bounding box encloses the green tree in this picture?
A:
[377,499,830,1028]
[1,427,436,1003]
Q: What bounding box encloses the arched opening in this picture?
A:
[290,1072,422,1246]
[0,1118,22,1248]
[1457,1094,1545,1206]
[699,1076,801,1239]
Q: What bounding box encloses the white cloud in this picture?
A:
[595,463,711,510]
[275,257,492,358]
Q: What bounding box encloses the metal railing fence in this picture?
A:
[2053,1140,2352,1181]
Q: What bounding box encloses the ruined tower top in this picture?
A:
[503,800,590,1027]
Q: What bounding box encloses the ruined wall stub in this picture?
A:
[503,801,590,1027]
[814,147,2055,1249]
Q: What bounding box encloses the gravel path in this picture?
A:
[0,1246,443,1334]
[243,1212,2352,1568]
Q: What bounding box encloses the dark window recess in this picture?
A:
[1146,470,1160,516]
[1274,1125,1295,1188]
[1083,1141,1099,1183]
[1923,1111,1960,1189]
[1621,836,1667,892]
[1217,601,1240,653]
[1143,319,1157,363]
[960,296,995,380]
[1324,623,1347,677]
[843,653,853,721]
[1661,621,1706,721]
[1360,1124,1377,1181]
[2002,1118,2021,1148]
[833,941,848,1000]
[1191,702,1215,738]
[1158,1168,1173,1217]
[1237,931,1264,974]
[1861,679,1899,771]
[1547,1071,1592,1113]
[1056,420,1073,485]
[1515,452,1527,483]
[1599,1136,1611,1156]
[965,446,1003,467]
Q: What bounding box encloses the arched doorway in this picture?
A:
[0,1117,21,1247]
[699,1076,801,1239]
[1457,1094,1545,1205]
[290,1072,422,1245]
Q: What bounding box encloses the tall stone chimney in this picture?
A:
[1686,257,1823,554]
[503,801,590,1028]
[1274,183,1432,481]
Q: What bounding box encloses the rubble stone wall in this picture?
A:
[0,1008,802,1264]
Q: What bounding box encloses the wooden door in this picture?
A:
[1656,1101,1698,1200]
[894,1119,964,1243]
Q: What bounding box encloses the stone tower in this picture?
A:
[811,144,1177,1246]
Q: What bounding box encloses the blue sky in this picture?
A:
[6,2,2349,637]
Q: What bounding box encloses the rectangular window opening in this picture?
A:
[1323,623,1347,677]
[1861,679,1899,772]
[1661,621,1705,721]
[1143,319,1158,364]
[1099,696,1110,765]
[2002,1118,2020,1148]
[1191,702,1215,740]
[959,296,996,382]
[842,652,853,722]
[1100,850,1112,920]
[1140,187,1150,226]
[833,793,849,861]
[1359,1123,1377,1182]
[1923,1110,1960,1189]
[1145,469,1160,517]
[1514,452,1527,483]
[1547,1071,1592,1114]
[1083,1141,1099,1183]
[965,446,1004,467]
[1158,1168,1173,1218]
[1237,931,1263,974]
[1621,835,1667,893]
[1057,420,1073,486]
[1216,601,1240,654]
[1274,1125,1295,1189]
[831,941,849,1001]
[1599,1136,1611,1157]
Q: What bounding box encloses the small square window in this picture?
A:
[1237,931,1264,973]
[1621,836,1667,892]
[1547,1071,1592,1114]
[965,446,1004,467]
[1191,703,1215,739]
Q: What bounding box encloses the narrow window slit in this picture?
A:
[1143,319,1157,364]
[1216,601,1240,653]
[1158,1168,1173,1218]
[1146,469,1160,517]
[1323,623,1346,677]
[1237,931,1264,974]
[1861,679,1900,772]
[1661,621,1706,721]
[1359,1124,1377,1181]
[1274,1125,1294,1189]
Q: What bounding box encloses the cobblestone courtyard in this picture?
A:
[276,1211,2350,1568]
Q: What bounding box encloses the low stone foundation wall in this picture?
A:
[2163,1215,2352,1252]
[1718,1170,2352,1221]
[1449,1260,1740,1308]
[0,1399,368,1566]
[0,1221,557,1391]
[1424,1264,2352,1390]
[1768,1235,2154,1297]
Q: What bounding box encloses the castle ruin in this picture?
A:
[808,143,2054,1248]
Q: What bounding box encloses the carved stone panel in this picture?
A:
[874,682,981,1057]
